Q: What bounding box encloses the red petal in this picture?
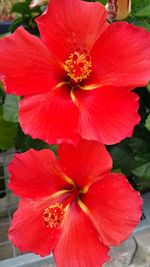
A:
[0,27,60,96]
[9,198,63,256]
[74,86,140,145]
[54,202,109,267]
[8,149,68,199]
[82,173,143,246]
[36,0,108,61]
[58,139,112,188]
[19,86,79,145]
[89,22,150,87]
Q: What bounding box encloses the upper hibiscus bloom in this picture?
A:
[8,139,142,267]
[0,0,150,145]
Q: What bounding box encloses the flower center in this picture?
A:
[43,203,66,229]
[64,47,92,84]
[43,189,80,229]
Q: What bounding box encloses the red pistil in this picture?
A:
[43,188,80,229]
[63,188,80,208]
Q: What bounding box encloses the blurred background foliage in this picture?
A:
[0,0,17,21]
[0,0,150,192]
[9,0,46,34]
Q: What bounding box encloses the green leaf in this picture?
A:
[111,168,122,174]
[131,0,150,13]
[127,135,150,154]
[145,113,150,131]
[135,4,150,18]
[12,1,31,14]
[147,82,150,93]
[96,0,107,4]
[85,0,106,3]
[15,126,57,153]
[134,176,150,191]
[0,107,17,150]
[9,17,25,33]
[40,5,47,12]
[133,162,150,179]
[108,142,135,177]
[3,95,19,123]
[133,153,150,180]
[133,20,150,31]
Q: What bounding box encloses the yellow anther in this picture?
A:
[43,203,66,229]
[64,48,92,83]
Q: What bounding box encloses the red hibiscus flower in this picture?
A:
[1,0,150,145]
[8,139,142,267]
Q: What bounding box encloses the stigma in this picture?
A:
[43,203,66,229]
[64,47,92,83]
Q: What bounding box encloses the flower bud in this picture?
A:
[106,0,131,21]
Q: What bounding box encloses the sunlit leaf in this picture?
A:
[3,94,19,123]
[0,107,17,150]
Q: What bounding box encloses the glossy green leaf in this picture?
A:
[133,153,150,180]
[12,1,31,14]
[0,107,17,150]
[3,95,19,123]
[109,142,135,177]
[147,82,150,93]
[135,4,150,18]
[131,0,150,13]
[145,113,150,131]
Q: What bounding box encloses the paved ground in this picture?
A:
[104,229,150,267]
[131,230,150,267]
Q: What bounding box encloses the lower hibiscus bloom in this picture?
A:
[8,139,142,267]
